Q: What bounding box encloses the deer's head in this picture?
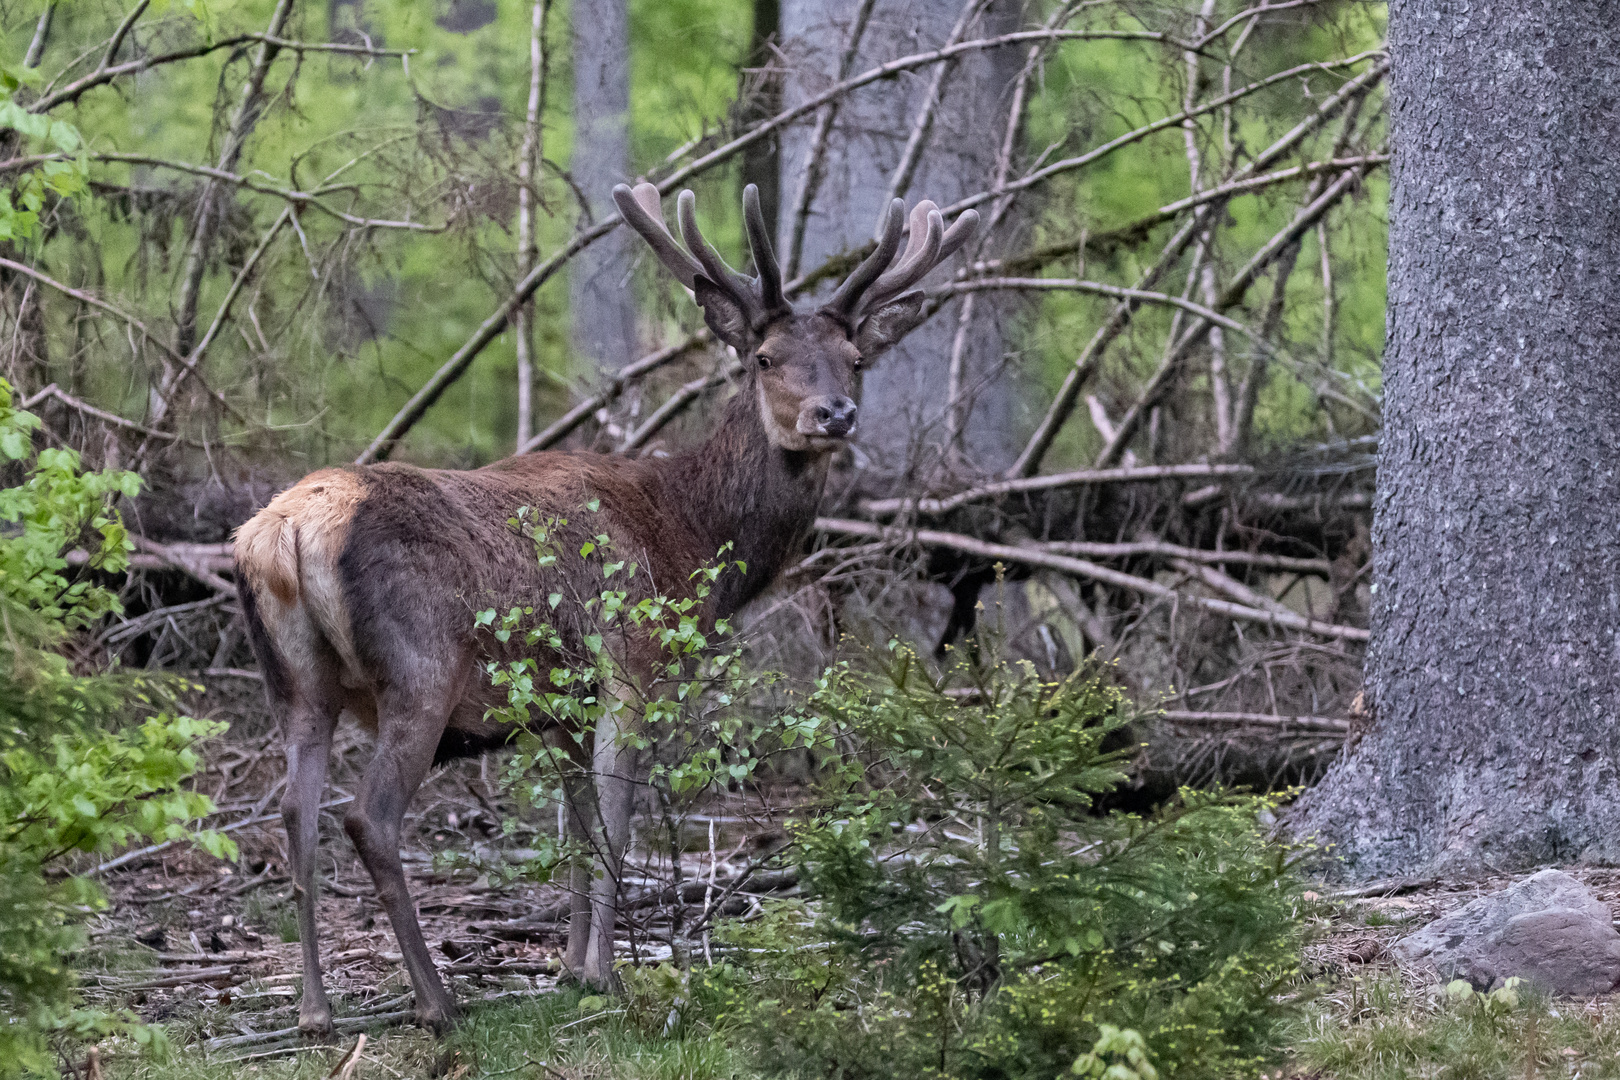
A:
[614,182,978,453]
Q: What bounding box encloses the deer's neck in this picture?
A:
[663,384,829,617]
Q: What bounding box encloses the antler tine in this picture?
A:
[613,183,701,290]
[678,190,763,323]
[934,207,980,265]
[823,198,905,322]
[743,183,785,316]
[862,205,981,314]
[865,206,944,309]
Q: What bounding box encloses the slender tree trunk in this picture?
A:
[741,0,783,237]
[169,0,295,374]
[778,0,1025,477]
[1291,0,1620,878]
[516,0,550,450]
[570,0,638,375]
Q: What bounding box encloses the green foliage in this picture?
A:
[1071,1025,1160,1080]
[0,60,86,243]
[0,380,233,1077]
[468,503,819,889]
[0,379,139,628]
[685,626,1312,1079]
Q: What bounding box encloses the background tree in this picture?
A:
[1291,0,1620,877]
[778,0,1026,475]
[571,0,639,377]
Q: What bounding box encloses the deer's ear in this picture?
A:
[853,291,927,362]
[693,276,751,351]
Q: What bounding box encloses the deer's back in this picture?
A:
[236,453,713,740]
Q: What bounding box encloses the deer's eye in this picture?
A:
[757,353,772,370]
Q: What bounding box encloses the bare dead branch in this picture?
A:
[32,33,413,114]
[940,51,1386,218]
[620,359,743,453]
[1010,59,1387,476]
[517,332,712,455]
[1043,539,1332,575]
[1096,158,1379,466]
[21,384,189,444]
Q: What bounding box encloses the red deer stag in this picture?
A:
[234,182,977,1034]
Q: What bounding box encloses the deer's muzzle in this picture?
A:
[798,396,858,440]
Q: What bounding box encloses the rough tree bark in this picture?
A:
[779,0,1024,476]
[570,0,638,374]
[1292,0,1620,878]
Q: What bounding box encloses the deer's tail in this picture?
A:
[234,469,367,704]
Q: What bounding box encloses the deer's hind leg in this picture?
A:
[280,684,342,1036]
[344,676,466,1034]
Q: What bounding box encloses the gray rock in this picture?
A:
[1394,869,1620,996]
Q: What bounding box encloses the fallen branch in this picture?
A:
[203,1011,414,1053]
[21,383,190,443]
[101,965,241,990]
[90,796,354,876]
[1158,710,1349,733]
[1042,540,1331,575]
[131,536,238,595]
[814,517,1369,641]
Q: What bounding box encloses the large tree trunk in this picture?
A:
[1291,1,1620,879]
[571,0,639,374]
[778,0,1025,476]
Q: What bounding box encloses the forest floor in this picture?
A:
[72,694,1620,1079]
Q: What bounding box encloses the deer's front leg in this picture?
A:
[281,705,338,1037]
[581,699,642,989]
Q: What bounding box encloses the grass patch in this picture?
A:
[1290,974,1620,1079]
[105,988,750,1080]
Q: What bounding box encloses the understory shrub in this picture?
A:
[669,614,1314,1079]
[473,505,1313,1077]
[0,380,232,1076]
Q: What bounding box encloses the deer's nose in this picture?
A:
[811,396,858,437]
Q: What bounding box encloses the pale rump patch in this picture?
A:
[234,469,367,683]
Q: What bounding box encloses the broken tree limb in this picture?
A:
[1042,540,1331,575]
[130,536,238,595]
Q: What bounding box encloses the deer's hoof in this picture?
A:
[416,1001,459,1037]
[297,1006,334,1039]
